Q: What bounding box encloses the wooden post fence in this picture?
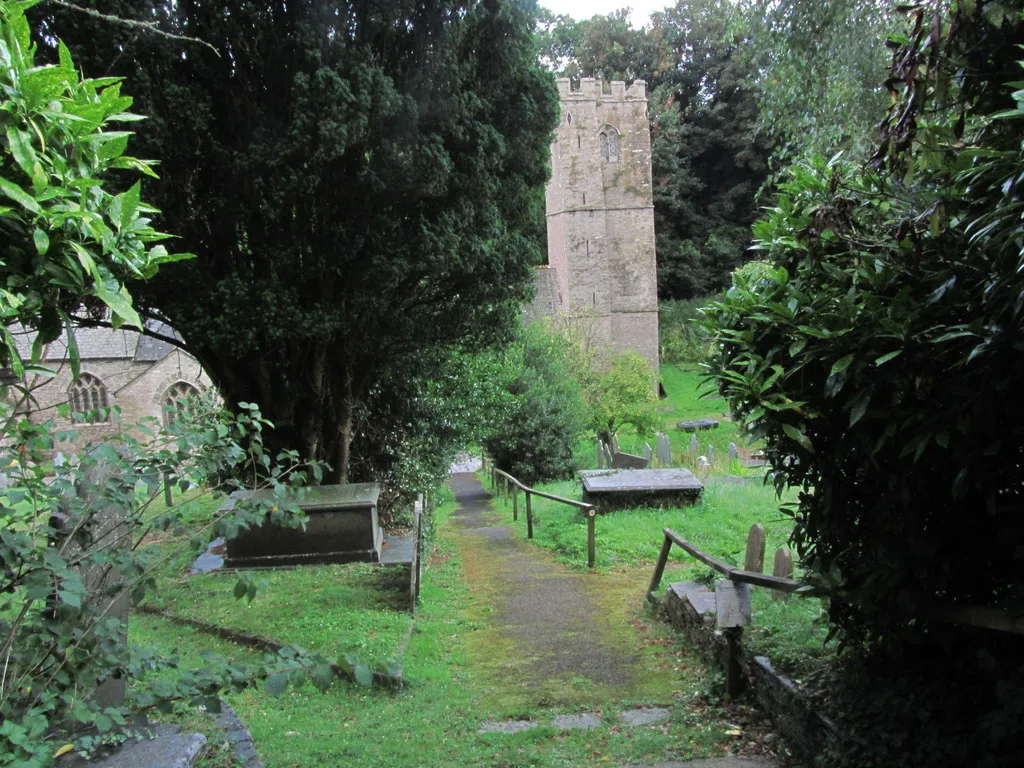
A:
[489,467,595,565]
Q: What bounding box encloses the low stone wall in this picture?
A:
[663,582,835,765]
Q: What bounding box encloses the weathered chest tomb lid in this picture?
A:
[222,483,382,568]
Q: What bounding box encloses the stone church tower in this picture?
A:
[532,77,660,374]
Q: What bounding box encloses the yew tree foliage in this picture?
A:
[703,1,1024,646]
[41,0,558,486]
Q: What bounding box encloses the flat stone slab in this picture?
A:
[380,532,414,565]
[619,707,671,726]
[59,728,206,768]
[553,713,602,730]
[578,469,703,511]
[676,419,720,432]
[670,581,717,617]
[478,720,538,734]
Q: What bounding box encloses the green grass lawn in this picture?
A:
[131,497,772,767]
[578,364,757,473]
[492,361,833,676]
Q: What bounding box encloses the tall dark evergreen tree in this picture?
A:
[38,1,558,484]
[650,0,772,298]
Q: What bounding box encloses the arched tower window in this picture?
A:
[163,381,201,426]
[599,125,620,163]
[68,373,111,423]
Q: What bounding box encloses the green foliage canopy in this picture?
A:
[0,0,187,376]
[483,322,587,485]
[42,0,558,486]
[702,1,1024,647]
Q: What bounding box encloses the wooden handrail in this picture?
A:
[648,528,802,601]
[488,465,597,567]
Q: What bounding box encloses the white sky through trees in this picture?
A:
[539,1,665,27]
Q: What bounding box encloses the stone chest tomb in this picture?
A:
[578,468,703,512]
[223,483,382,568]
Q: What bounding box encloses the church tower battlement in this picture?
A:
[540,77,660,374]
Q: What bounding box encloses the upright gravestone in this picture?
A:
[657,433,672,467]
[610,434,620,455]
[728,442,738,461]
[604,444,615,468]
[597,440,605,469]
[707,444,715,465]
[690,434,699,456]
[642,443,653,464]
[744,523,766,573]
[57,452,131,710]
[772,547,794,601]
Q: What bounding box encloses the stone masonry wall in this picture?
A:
[17,349,210,452]
[539,77,660,373]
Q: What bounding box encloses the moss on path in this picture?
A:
[450,472,693,712]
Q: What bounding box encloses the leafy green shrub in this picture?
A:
[483,324,586,485]
[658,298,712,364]
[0,397,339,766]
[0,0,188,374]
[586,350,659,444]
[701,3,1024,649]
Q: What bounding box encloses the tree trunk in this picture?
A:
[330,366,354,485]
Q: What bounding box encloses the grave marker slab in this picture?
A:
[611,451,649,469]
[578,468,703,511]
[676,418,720,432]
[772,547,794,601]
[744,523,766,573]
[657,433,672,467]
[224,484,382,568]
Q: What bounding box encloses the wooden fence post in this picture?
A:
[586,509,596,568]
[526,492,533,539]
[646,533,673,602]
[512,487,518,521]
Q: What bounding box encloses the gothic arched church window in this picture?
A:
[68,373,111,423]
[599,125,620,163]
[162,381,201,426]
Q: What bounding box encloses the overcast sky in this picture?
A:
[539,1,667,28]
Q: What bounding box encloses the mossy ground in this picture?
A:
[131,479,781,767]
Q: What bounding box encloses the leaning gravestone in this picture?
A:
[657,433,672,467]
[773,547,794,601]
[744,523,766,573]
[611,451,650,469]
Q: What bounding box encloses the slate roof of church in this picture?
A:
[10,322,182,362]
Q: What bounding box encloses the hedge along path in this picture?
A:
[449,472,689,711]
